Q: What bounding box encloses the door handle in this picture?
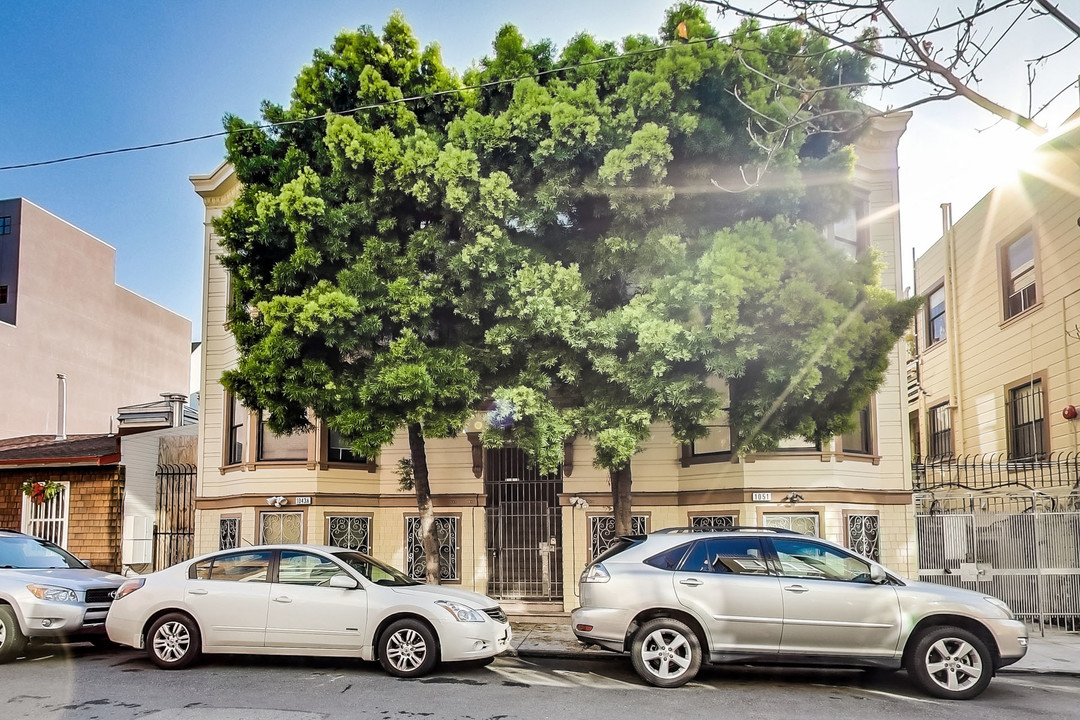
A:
[784,585,809,594]
[188,589,208,596]
[273,596,292,603]
[679,578,704,587]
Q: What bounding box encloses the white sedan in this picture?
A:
[106,544,512,677]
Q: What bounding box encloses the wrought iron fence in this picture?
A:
[154,463,197,570]
[912,451,1080,494]
[915,491,1080,633]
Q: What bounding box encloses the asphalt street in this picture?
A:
[4,642,1079,720]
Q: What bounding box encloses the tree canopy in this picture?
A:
[214,3,921,540]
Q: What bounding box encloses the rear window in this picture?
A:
[592,536,643,564]
[644,542,693,571]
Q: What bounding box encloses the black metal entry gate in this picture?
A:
[154,463,197,570]
[485,448,563,601]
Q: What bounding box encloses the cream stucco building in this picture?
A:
[190,113,916,612]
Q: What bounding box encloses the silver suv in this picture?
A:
[0,530,125,662]
[571,527,1028,700]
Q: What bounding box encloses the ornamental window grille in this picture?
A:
[845,514,880,562]
[589,515,648,560]
[219,517,239,550]
[690,515,737,530]
[405,516,459,581]
[327,515,371,553]
[764,513,820,536]
[21,481,70,547]
[260,511,303,544]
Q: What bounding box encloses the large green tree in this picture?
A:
[453,4,921,535]
[215,13,490,583]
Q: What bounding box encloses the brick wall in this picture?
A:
[0,467,125,573]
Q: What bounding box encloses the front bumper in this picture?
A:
[436,618,513,662]
[987,618,1029,668]
[18,596,112,639]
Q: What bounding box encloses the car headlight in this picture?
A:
[436,600,486,622]
[984,596,1015,619]
[27,584,78,602]
[581,563,610,583]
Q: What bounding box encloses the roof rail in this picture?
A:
[653,526,802,535]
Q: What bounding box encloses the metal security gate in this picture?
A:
[915,492,1080,633]
[485,448,563,601]
[154,463,197,570]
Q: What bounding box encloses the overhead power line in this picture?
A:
[2,30,760,173]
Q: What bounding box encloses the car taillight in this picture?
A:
[115,578,145,600]
[581,563,610,583]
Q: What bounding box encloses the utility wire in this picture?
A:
[2,28,780,173]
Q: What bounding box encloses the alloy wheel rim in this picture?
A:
[924,637,983,692]
[0,619,6,648]
[641,628,692,680]
[153,621,191,663]
[386,628,427,671]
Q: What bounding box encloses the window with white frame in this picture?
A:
[21,481,70,547]
[1003,232,1036,319]
[764,513,819,536]
[927,284,946,346]
[260,511,303,544]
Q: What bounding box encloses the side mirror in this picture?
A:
[79,559,94,569]
[869,565,887,584]
[328,574,360,590]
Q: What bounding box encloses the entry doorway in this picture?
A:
[485,448,563,601]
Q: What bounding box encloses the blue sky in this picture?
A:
[2,1,1078,340]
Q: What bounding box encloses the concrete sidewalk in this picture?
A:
[507,618,1080,677]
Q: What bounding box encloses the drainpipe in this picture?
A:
[55,373,67,441]
[942,204,965,454]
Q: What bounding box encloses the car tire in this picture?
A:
[146,613,202,670]
[378,619,438,678]
[0,605,28,664]
[630,618,702,688]
[905,625,993,700]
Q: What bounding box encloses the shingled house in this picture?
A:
[0,434,124,572]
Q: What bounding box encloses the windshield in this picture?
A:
[332,551,418,586]
[0,536,85,569]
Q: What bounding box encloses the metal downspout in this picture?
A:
[942,204,965,454]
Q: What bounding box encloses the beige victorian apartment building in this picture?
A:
[910,114,1080,478]
[191,113,916,611]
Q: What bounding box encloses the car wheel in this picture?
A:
[147,613,202,670]
[379,619,438,678]
[0,605,28,664]
[905,626,993,700]
[630,618,702,688]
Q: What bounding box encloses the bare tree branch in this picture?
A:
[698,0,1080,135]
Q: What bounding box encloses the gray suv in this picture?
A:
[571,527,1028,700]
[0,530,124,662]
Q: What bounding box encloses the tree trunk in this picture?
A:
[408,423,440,584]
[611,463,633,537]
